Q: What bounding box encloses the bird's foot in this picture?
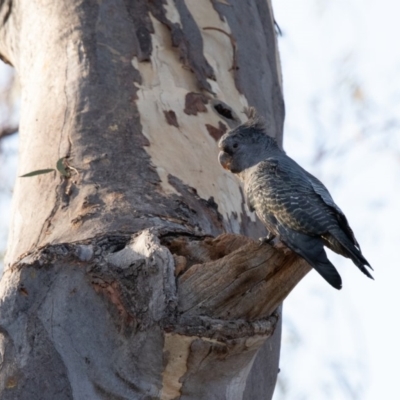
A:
[258,233,276,246]
[258,235,291,255]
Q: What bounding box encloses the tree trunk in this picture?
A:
[0,0,308,398]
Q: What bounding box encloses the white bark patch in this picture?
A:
[184,0,248,109]
[164,0,182,27]
[132,12,254,228]
[161,333,193,400]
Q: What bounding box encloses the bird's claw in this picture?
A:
[258,233,276,246]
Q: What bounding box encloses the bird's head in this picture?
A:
[218,109,280,174]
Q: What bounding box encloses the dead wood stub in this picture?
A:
[168,233,311,321]
[161,233,253,275]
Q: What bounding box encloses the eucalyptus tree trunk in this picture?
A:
[0,1,310,399]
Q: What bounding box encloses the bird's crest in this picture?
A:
[243,107,266,132]
[221,106,278,150]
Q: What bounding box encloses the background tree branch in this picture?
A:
[0,124,18,139]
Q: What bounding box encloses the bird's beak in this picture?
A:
[218,151,231,170]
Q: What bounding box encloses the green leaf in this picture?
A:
[20,168,55,178]
[56,157,69,177]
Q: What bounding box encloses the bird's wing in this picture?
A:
[302,169,350,216]
[301,166,361,248]
[277,157,372,268]
[280,157,363,251]
[252,158,336,235]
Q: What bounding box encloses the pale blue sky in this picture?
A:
[273,0,400,399]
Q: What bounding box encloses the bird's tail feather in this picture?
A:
[282,233,342,290]
[330,229,374,280]
[298,246,342,290]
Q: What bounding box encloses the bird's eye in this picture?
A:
[232,143,238,149]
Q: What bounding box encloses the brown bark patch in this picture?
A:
[184,92,208,115]
[173,254,187,276]
[205,121,227,141]
[163,110,179,128]
[92,278,134,326]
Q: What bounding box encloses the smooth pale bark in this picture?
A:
[0,1,305,399]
